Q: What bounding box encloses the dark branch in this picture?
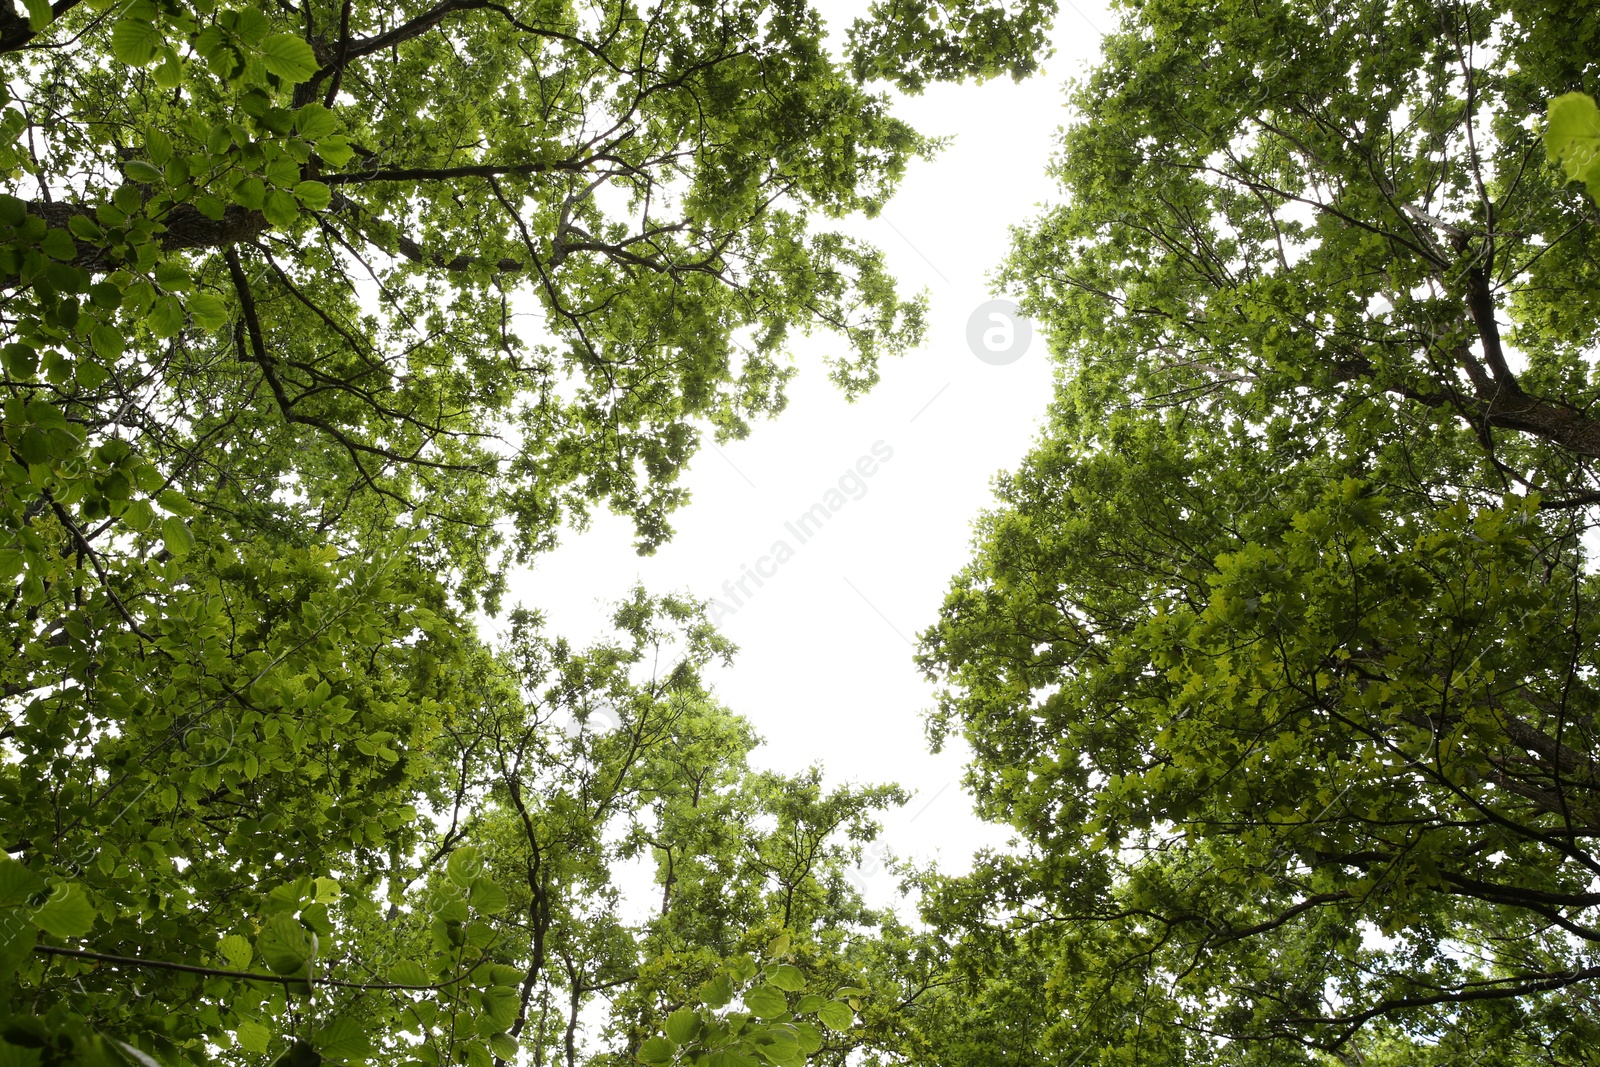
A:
[18,201,267,274]
[0,0,80,53]
[320,159,596,185]
[35,945,475,991]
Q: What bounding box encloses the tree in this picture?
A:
[918,0,1600,1062]
[2,587,913,1066]
[0,0,1060,1062]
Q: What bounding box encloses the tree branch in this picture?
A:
[320,158,597,185]
[35,944,478,991]
[0,0,80,53]
[15,201,267,275]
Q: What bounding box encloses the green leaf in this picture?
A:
[32,882,96,938]
[263,188,300,228]
[315,135,355,167]
[468,877,507,914]
[265,158,300,190]
[161,515,194,558]
[389,960,430,987]
[742,985,788,1020]
[146,295,186,338]
[487,1035,518,1061]
[294,181,331,211]
[815,1002,854,1031]
[194,194,227,220]
[219,933,253,969]
[299,901,333,936]
[90,326,124,361]
[260,34,319,82]
[157,488,194,516]
[87,281,121,308]
[188,292,229,330]
[110,17,163,66]
[294,103,338,140]
[482,985,520,1031]
[0,924,38,984]
[2,342,36,378]
[756,1046,802,1067]
[488,964,524,986]
[154,262,190,292]
[636,1037,675,1064]
[152,50,184,89]
[67,215,103,241]
[257,915,312,975]
[237,1020,272,1054]
[24,0,51,31]
[1547,92,1600,200]
[312,1018,372,1061]
[766,964,805,992]
[433,893,468,923]
[664,1009,701,1045]
[0,857,45,905]
[14,428,47,466]
[76,359,110,389]
[40,228,77,260]
[446,847,481,886]
[791,1023,821,1055]
[124,160,163,183]
[144,129,172,166]
[120,498,155,531]
[268,1039,320,1067]
[697,974,734,1008]
[25,399,66,428]
[233,178,266,211]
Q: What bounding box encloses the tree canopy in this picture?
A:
[0,0,1053,1063]
[14,0,1600,1065]
[917,0,1600,1063]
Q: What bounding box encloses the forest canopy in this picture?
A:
[0,0,1050,1063]
[7,0,1600,1065]
[917,0,1600,1063]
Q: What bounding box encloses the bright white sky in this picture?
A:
[505,0,1115,909]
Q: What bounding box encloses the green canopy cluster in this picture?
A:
[0,0,1050,1064]
[9,0,1600,1064]
[913,0,1600,1063]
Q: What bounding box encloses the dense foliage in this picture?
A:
[917,0,1600,1063]
[4,584,924,1066]
[0,0,1052,1063]
[14,0,1600,1063]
